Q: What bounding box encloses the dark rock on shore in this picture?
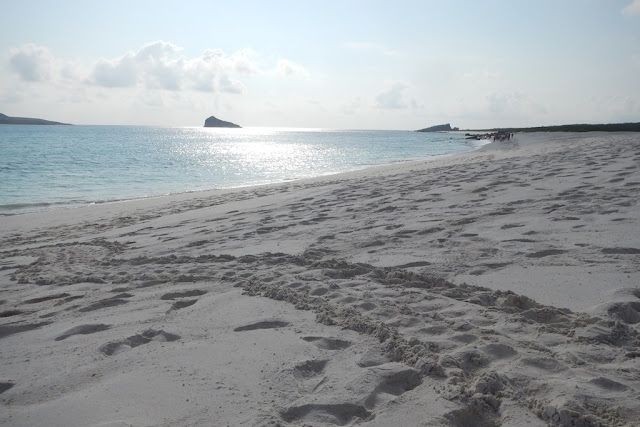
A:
[0,113,71,125]
[466,131,514,141]
[204,115,241,128]
[417,123,459,132]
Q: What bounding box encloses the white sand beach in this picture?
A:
[1,132,639,426]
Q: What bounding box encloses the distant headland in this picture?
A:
[204,116,241,128]
[491,122,640,133]
[417,122,640,133]
[0,113,71,125]
[416,123,459,132]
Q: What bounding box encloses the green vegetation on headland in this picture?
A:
[0,113,71,125]
[419,122,640,133]
[467,122,640,133]
[492,122,640,133]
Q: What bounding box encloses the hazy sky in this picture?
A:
[1,0,639,129]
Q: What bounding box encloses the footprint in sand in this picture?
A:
[293,359,328,380]
[99,329,180,356]
[78,294,133,313]
[302,336,351,350]
[526,249,568,258]
[291,359,330,393]
[0,381,15,394]
[161,289,207,310]
[233,320,290,332]
[0,321,52,339]
[0,309,23,318]
[23,293,71,304]
[282,363,421,424]
[501,223,525,229]
[359,364,422,409]
[55,323,110,341]
[588,377,629,392]
[439,348,491,372]
[601,247,640,255]
[281,403,371,425]
[443,402,500,427]
[479,343,518,360]
[357,348,389,368]
[520,356,566,373]
[171,300,198,310]
[607,301,640,324]
[310,287,329,296]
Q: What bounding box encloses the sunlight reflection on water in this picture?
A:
[1,126,477,213]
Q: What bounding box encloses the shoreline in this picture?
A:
[0,129,483,217]
[0,134,488,218]
[1,131,639,426]
[2,130,638,311]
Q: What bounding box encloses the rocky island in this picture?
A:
[417,123,459,132]
[204,115,241,128]
[0,113,70,125]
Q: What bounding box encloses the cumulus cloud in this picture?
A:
[3,41,310,124]
[135,40,181,62]
[90,55,138,88]
[134,41,183,90]
[8,44,55,82]
[230,49,260,75]
[622,0,640,16]
[7,41,301,98]
[219,75,245,94]
[375,82,411,109]
[183,48,258,93]
[275,59,308,78]
[84,41,260,93]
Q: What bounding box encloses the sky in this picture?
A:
[1,0,639,129]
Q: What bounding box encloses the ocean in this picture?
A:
[0,125,486,215]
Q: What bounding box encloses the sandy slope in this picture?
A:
[1,132,639,426]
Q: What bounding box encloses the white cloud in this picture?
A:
[90,54,138,88]
[230,49,260,75]
[184,52,218,92]
[135,40,181,62]
[7,41,301,98]
[84,41,260,93]
[8,44,55,82]
[375,82,411,110]
[622,0,640,16]
[2,41,311,124]
[219,75,245,94]
[146,61,182,91]
[135,41,183,90]
[275,59,308,78]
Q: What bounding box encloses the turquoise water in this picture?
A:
[0,125,483,214]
